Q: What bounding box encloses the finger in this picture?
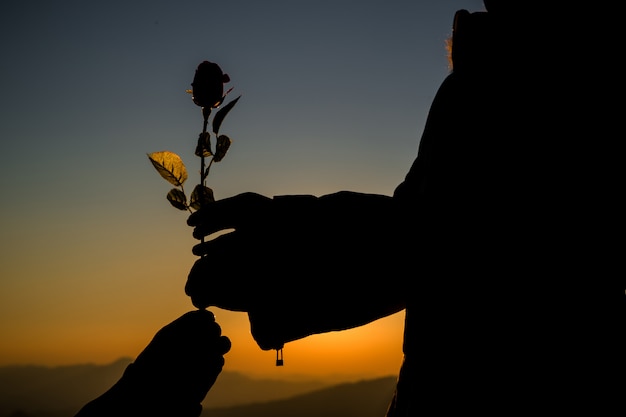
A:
[178,308,215,323]
[177,311,232,352]
[185,255,255,311]
[187,193,252,227]
[192,222,237,240]
[187,192,272,230]
[217,335,232,355]
[187,206,209,227]
[186,198,236,228]
[191,229,239,256]
[188,205,242,238]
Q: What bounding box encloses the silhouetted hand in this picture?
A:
[188,192,274,245]
[185,191,408,350]
[74,310,231,417]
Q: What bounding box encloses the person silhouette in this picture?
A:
[75,2,612,416]
[184,3,538,416]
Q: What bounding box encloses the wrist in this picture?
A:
[75,363,203,417]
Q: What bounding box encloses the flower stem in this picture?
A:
[201,108,209,186]
[199,107,210,249]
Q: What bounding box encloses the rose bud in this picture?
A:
[191,61,231,108]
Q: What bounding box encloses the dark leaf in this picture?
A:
[195,132,213,157]
[212,95,241,135]
[166,188,188,210]
[147,151,188,186]
[190,184,215,210]
[213,135,231,162]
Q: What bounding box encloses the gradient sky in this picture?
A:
[0,0,484,381]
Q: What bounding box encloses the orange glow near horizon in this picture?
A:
[0,245,406,383]
[223,310,406,380]
[0,307,405,382]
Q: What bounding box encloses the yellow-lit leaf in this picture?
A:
[147,151,188,186]
[190,184,215,210]
[166,188,188,210]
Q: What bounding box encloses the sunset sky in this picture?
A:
[0,0,484,381]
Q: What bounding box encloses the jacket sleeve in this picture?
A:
[246,191,409,351]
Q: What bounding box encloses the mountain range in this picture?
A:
[0,358,397,417]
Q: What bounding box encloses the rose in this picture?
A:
[191,61,231,109]
[148,60,240,214]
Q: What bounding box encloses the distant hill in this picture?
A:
[0,358,131,417]
[0,359,396,417]
[202,376,397,417]
[203,370,328,408]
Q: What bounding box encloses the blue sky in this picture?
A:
[0,0,485,377]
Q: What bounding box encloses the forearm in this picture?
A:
[74,363,203,417]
